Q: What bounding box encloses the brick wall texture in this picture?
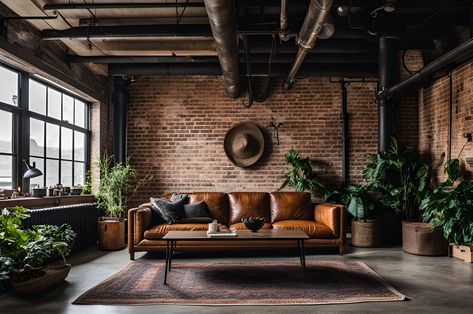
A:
[419,61,473,184]
[126,74,422,206]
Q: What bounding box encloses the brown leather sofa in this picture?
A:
[128,192,346,260]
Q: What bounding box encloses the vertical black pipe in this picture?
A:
[112,77,129,163]
[447,71,453,161]
[341,81,349,184]
[378,35,400,152]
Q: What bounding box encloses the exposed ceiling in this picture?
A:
[2,0,472,78]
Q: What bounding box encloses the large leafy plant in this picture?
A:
[421,158,473,245]
[327,184,374,220]
[96,155,137,219]
[363,138,429,220]
[279,149,327,197]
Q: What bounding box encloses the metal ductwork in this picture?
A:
[203,0,240,98]
[283,0,334,90]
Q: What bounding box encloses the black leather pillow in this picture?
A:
[150,195,188,224]
[183,201,209,218]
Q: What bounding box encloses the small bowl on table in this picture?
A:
[241,217,265,232]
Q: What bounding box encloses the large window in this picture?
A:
[0,65,19,189]
[0,63,89,190]
[28,79,89,189]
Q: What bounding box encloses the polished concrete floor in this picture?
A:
[0,245,472,314]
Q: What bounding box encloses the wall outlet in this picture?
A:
[466,157,473,167]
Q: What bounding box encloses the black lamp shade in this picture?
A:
[23,161,43,179]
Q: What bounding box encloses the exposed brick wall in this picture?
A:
[126,76,385,206]
[419,61,473,184]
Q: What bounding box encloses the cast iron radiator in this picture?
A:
[23,203,98,251]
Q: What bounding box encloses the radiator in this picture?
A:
[23,203,98,251]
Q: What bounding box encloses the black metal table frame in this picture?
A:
[164,239,306,285]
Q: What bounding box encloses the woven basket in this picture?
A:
[11,264,71,295]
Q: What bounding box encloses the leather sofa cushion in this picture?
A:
[270,192,313,223]
[188,192,229,224]
[315,203,341,237]
[228,192,270,225]
[229,222,272,231]
[272,220,334,239]
[144,223,228,239]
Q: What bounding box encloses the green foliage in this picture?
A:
[279,149,327,197]
[362,137,429,220]
[96,155,137,218]
[421,159,473,245]
[327,184,374,220]
[0,206,76,284]
[83,169,93,194]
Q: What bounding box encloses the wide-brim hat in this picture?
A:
[224,122,265,167]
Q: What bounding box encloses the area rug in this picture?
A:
[73,261,406,305]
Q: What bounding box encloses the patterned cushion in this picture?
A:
[150,195,188,224]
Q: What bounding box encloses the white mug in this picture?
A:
[208,221,218,233]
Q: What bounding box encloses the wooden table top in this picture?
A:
[162,229,309,240]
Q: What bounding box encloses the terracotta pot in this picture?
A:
[351,218,380,248]
[402,221,448,256]
[98,218,126,251]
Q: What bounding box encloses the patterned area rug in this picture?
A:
[73,261,406,305]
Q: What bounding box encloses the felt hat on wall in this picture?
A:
[224,122,265,167]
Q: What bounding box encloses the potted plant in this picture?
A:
[421,158,473,261]
[0,206,76,294]
[363,138,438,254]
[82,170,92,195]
[328,184,379,247]
[70,185,83,195]
[279,149,327,199]
[96,155,137,250]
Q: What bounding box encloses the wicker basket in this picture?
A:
[11,264,71,295]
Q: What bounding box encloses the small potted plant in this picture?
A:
[82,170,93,195]
[279,149,327,199]
[96,155,137,251]
[421,158,473,261]
[70,185,83,195]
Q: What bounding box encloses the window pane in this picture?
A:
[46,159,59,187]
[29,157,44,189]
[0,155,13,189]
[74,131,85,161]
[75,100,85,128]
[30,118,44,157]
[46,123,59,158]
[0,110,12,154]
[63,94,73,124]
[61,127,73,160]
[61,160,72,187]
[74,162,85,186]
[0,66,18,106]
[29,80,46,115]
[48,88,61,120]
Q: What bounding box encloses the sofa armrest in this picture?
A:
[314,203,345,238]
[128,204,154,249]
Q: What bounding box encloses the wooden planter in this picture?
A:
[351,218,380,248]
[451,244,473,263]
[11,264,71,295]
[98,218,126,251]
[402,221,448,256]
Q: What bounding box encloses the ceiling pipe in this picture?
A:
[279,0,292,41]
[203,0,240,98]
[283,0,334,90]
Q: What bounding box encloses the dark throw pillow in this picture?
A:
[183,201,209,218]
[150,195,188,224]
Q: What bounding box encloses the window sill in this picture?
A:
[0,194,95,209]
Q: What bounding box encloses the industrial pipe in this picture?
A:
[203,0,240,98]
[283,0,334,89]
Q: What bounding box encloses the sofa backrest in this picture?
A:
[269,192,313,223]
[187,192,229,224]
[228,192,270,225]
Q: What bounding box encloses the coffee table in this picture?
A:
[162,229,310,285]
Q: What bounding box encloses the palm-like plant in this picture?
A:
[96,155,137,219]
[279,149,327,197]
[363,138,429,220]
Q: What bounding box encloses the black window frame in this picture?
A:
[0,61,90,190]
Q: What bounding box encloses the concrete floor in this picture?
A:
[0,245,472,314]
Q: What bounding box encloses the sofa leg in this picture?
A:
[339,245,345,256]
[130,252,135,261]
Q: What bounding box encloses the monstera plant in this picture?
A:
[279,149,327,198]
